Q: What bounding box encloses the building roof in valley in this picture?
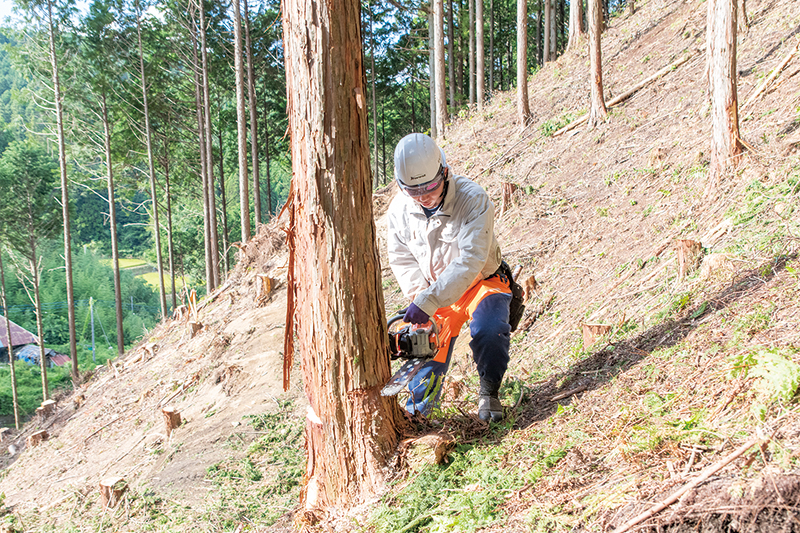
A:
[0,315,39,348]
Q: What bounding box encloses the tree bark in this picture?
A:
[243,0,261,229]
[550,0,557,57]
[567,0,584,51]
[46,0,77,379]
[428,9,437,137]
[517,0,530,126]
[369,3,380,185]
[0,251,21,429]
[162,133,177,309]
[100,91,125,356]
[188,7,213,294]
[29,245,49,400]
[543,0,551,62]
[262,102,272,218]
[217,126,231,274]
[435,0,448,137]
[476,0,485,110]
[587,0,607,127]
[136,2,168,320]
[489,0,494,92]
[469,0,475,106]
[199,0,220,288]
[448,0,456,113]
[706,0,742,187]
[282,0,402,513]
[233,0,251,243]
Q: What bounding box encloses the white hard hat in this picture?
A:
[394,133,447,188]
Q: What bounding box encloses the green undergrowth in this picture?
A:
[203,401,305,529]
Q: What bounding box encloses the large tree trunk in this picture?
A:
[517,0,530,126]
[136,3,168,320]
[475,0,485,110]
[567,0,584,51]
[199,0,220,288]
[233,0,251,243]
[0,251,21,429]
[101,92,125,356]
[587,0,607,127]
[243,0,261,229]
[706,0,742,187]
[434,0,448,137]
[282,0,402,513]
[46,0,77,379]
[469,0,475,106]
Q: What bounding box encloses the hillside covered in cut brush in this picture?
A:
[1,0,799,530]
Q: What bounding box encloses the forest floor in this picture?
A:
[1,0,799,530]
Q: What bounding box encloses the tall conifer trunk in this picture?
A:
[243,0,261,228]
[136,3,168,319]
[233,0,251,243]
[282,0,402,512]
[0,251,21,429]
[199,0,220,286]
[46,0,78,378]
[101,91,125,355]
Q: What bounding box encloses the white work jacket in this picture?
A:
[387,173,503,317]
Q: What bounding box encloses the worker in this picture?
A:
[386,132,514,422]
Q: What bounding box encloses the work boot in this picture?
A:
[478,378,503,422]
[478,395,504,422]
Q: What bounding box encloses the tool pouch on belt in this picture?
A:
[499,261,525,331]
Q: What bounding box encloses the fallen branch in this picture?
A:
[612,435,766,533]
[550,385,588,402]
[741,38,800,112]
[554,50,700,137]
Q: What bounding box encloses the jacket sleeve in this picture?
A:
[387,201,430,300]
[413,189,495,316]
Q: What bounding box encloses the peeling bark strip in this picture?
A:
[281,0,401,514]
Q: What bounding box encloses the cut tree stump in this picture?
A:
[500,182,519,216]
[400,431,455,470]
[162,406,182,436]
[27,430,48,448]
[675,239,703,278]
[582,323,612,348]
[99,477,127,508]
[187,321,203,338]
[36,399,56,420]
[257,275,277,305]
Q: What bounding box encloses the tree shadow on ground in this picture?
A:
[511,252,796,431]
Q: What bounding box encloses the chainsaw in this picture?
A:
[380,313,439,396]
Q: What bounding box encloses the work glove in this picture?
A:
[403,303,430,325]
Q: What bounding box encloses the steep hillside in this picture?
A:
[1,0,799,530]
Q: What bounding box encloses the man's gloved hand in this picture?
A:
[403,303,430,325]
